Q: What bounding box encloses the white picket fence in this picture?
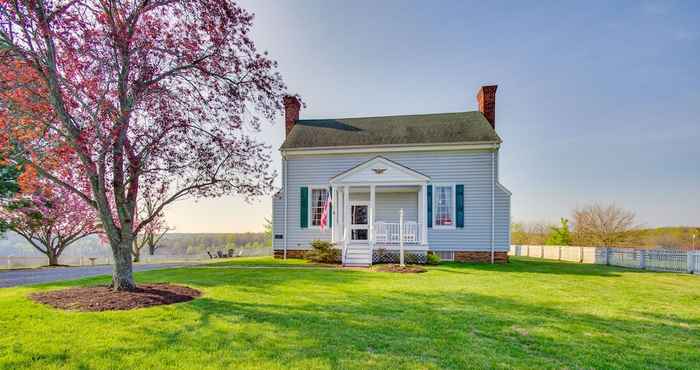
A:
[0,255,207,269]
[509,245,600,263]
[691,251,700,273]
[510,245,700,274]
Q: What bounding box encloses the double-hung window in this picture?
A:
[310,187,329,227]
[434,185,455,227]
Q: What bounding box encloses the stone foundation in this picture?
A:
[275,249,508,263]
[273,249,308,259]
[453,251,508,263]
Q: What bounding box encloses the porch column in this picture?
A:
[337,186,344,241]
[369,184,376,248]
[331,186,337,243]
[421,183,428,245]
[343,186,350,247]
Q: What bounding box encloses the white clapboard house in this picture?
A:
[272,86,511,266]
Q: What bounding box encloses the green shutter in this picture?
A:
[300,187,308,228]
[456,184,464,228]
[427,185,433,228]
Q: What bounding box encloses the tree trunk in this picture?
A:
[47,252,59,266]
[148,243,156,256]
[112,240,136,291]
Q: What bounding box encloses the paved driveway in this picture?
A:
[0,263,198,288]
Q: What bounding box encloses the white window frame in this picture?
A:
[432,183,456,229]
[308,185,330,229]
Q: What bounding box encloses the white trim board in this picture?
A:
[496,182,512,196]
[330,156,430,185]
[283,142,500,157]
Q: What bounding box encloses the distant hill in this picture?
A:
[157,233,269,255]
[635,227,699,249]
[511,224,699,249]
[0,232,268,257]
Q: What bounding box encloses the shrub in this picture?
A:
[545,218,572,246]
[426,253,440,265]
[306,240,340,264]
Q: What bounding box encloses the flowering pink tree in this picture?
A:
[1,180,99,266]
[0,1,287,290]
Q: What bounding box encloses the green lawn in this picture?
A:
[1,257,699,369]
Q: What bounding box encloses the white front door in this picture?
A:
[350,201,369,242]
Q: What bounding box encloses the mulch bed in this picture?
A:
[373,264,427,273]
[29,283,201,312]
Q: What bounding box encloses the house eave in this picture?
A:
[496,182,512,196]
[329,156,431,185]
[281,141,501,157]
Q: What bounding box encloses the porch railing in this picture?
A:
[374,222,421,244]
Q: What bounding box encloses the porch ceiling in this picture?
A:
[346,185,420,193]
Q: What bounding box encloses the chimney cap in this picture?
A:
[477,85,498,96]
[283,94,301,107]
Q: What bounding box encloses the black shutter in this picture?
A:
[456,184,464,228]
[427,185,433,228]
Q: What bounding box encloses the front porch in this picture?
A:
[329,157,430,266]
[332,185,428,247]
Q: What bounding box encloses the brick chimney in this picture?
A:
[477,85,498,129]
[283,95,301,136]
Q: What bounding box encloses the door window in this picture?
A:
[350,204,369,240]
[351,205,368,225]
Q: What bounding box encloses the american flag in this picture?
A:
[319,194,332,231]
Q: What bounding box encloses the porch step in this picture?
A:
[344,245,372,266]
[346,251,370,257]
[344,263,370,268]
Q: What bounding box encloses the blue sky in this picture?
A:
[166,0,699,232]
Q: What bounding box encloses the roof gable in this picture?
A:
[281,111,501,150]
[330,156,430,184]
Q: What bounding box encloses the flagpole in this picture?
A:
[400,208,405,267]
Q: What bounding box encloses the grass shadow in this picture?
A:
[3,257,700,369]
[430,257,631,277]
[120,288,700,369]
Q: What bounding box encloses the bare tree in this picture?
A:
[132,227,170,262]
[650,233,684,250]
[511,221,552,245]
[572,203,637,247]
[132,190,172,263]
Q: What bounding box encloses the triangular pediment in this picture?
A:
[330,156,430,184]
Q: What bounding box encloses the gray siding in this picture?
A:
[272,191,285,250]
[495,185,511,248]
[375,192,418,223]
[273,149,511,252]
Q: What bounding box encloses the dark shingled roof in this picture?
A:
[281,111,501,149]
